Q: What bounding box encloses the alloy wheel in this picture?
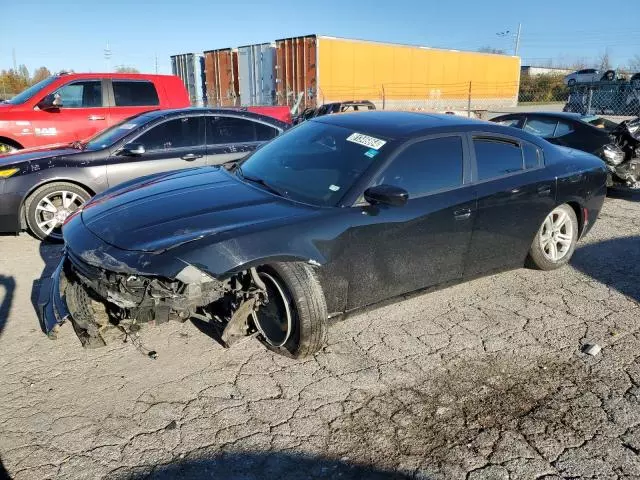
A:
[539,207,575,262]
[34,190,85,239]
[252,271,294,347]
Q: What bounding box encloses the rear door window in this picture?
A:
[374,136,464,197]
[113,80,159,106]
[523,118,558,138]
[473,137,524,180]
[206,116,278,144]
[135,117,204,151]
[54,81,103,108]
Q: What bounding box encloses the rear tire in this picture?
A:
[253,263,328,358]
[526,204,579,271]
[25,182,91,242]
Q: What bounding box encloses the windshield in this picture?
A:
[239,120,391,206]
[580,115,618,131]
[83,114,149,151]
[4,76,59,105]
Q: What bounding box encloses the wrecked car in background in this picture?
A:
[0,108,287,241]
[41,111,607,359]
[492,112,640,191]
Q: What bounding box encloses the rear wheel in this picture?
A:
[25,182,91,242]
[568,78,576,86]
[527,204,578,270]
[253,263,327,358]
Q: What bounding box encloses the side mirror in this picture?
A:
[364,184,409,207]
[37,93,62,110]
[119,143,145,156]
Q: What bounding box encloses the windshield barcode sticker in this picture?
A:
[120,123,137,130]
[346,133,386,150]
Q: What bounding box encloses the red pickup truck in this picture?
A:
[0,73,190,153]
[0,73,292,153]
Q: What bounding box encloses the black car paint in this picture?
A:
[0,108,288,233]
[491,112,612,157]
[42,113,607,335]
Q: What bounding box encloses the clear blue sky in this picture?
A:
[1,0,638,75]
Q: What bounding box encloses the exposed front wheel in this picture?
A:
[527,204,579,270]
[25,182,91,242]
[0,142,18,154]
[253,263,328,358]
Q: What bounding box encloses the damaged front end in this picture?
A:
[608,117,640,189]
[41,249,269,350]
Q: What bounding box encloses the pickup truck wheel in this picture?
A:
[25,182,91,242]
[253,263,328,359]
[526,204,578,271]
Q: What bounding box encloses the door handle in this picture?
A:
[453,207,472,220]
[537,185,552,196]
[181,153,203,161]
[87,115,105,121]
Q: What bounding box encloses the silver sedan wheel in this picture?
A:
[35,190,85,239]
[539,207,575,262]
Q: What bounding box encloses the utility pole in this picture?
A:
[104,42,112,72]
[514,23,522,57]
[12,48,17,71]
[155,54,158,74]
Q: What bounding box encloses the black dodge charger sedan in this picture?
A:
[0,108,287,241]
[41,111,607,358]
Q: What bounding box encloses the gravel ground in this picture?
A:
[0,195,639,480]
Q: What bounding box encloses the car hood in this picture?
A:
[80,167,318,252]
[0,146,78,163]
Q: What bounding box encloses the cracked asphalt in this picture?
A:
[0,196,639,479]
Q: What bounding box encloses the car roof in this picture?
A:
[129,107,288,127]
[497,111,585,121]
[311,111,487,137]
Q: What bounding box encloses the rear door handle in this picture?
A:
[537,185,552,196]
[181,153,203,161]
[87,115,105,121]
[454,207,472,220]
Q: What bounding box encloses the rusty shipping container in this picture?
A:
[170,53,206,106]
[275,35,521,110]
[238,43,277,106]
[203,48,239,107]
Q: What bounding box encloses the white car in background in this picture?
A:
[564,69,601,86]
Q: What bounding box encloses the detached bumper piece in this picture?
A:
[38,259,70,338]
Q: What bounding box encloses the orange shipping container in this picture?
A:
[275,35,521,110]
[203,48,240,107]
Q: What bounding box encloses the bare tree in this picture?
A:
[629,55,640,72]
[477,46,506,55]
[597,50,612,71]
[115,66,140,73]
[31,67,51,84]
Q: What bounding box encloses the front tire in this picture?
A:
[25,182,91,242]
[527,204,578,271]
[253,263,328,358]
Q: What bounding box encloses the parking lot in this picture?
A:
[0,195,638,479]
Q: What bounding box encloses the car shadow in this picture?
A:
[0,274,16,338]
[0,456,11,480]
[571,235,640,302]
[607,188,640,202]
[30,241,64,332]
[126,451,411,479]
